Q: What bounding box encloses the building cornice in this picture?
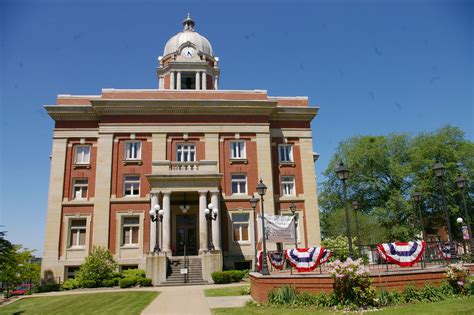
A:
[271,106,319,121]
[44,105,99,121]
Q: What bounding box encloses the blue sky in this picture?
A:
[1,0,472,254]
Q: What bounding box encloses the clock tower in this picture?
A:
[157,14,220,90]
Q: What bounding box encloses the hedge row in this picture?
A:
[211,270,247,284]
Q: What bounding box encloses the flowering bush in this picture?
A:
[445,263,471,294]
[329,257,376,308]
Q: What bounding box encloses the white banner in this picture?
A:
[257,214,296,243]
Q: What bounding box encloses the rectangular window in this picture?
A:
[281,176,295,196]
[122,216,139,246]
[176,144,196,162]
[72,179,88,199]
[231,174,247,195]
[278,144,293,163]
[232,213,250,242]
[124,175,140,197]
[66,266,80,279]
[125,141,141,160]
[74,145,90,164]
[69,219,86,248]
[230,141,246,159]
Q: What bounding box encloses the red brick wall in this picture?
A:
[250,265,474,302]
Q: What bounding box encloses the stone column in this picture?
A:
[162,192,171,253]
[176,71,182,90]
[199,191,208,253]
[210,190,221,250]
[170,72,175,90]
[41,138,67,279]
[158,76,164,90]
[201,72,207,90]
[214,75,219,90]
[150,193,159,252]
[92,134,114,247]
[195,72,201,90]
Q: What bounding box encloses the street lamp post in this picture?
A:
[433,161,456,258]
[335,162,353,258]
[457,217,467,256]
[455,175,473,260]
[250,196,259,272]
[412,192,426,267]
[149,204,163,253]
[352,201,361,257]
[204,203,218,251]
[256,179,270,275]
[289,202,298,249]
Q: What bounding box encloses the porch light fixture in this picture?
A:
[255,179,270,275]
[205,203,218,250]
[149,204,163,253]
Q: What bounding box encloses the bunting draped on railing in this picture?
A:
[267,251,286,270]
[319,248,332,264]
[376,241,426,267]
[284,247,328,272]
[438,242,451,260]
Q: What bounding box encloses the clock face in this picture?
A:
[181,47,196,58]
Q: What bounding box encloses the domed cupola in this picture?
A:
[157,14,220,90]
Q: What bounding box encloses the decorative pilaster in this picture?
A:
[162,192,171,253]
[210,190,221,250]
[199,191,208,253]
[177,71,182,90]
[195,72,201,90]
[201,72,207,90]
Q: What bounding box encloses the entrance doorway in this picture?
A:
[176,214,198,255]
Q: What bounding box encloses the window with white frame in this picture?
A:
[278,144,293,163]
[281,176,295,196]
[122,216,139,246]
[72,179,88,199]
[124,175,140,197]
[124,141,141,160]
[230,141,246,159]
[176,144,195,162]
[69,219,86,248]
[231,174,247,195]
[232,213,250,242]
[74,145,90,164]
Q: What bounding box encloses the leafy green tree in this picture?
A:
[319,126,473,243]
[75,246,118,288]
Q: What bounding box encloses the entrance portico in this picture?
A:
[147,160,222,257]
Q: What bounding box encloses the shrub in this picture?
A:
[377,288,403,306]
[122,269,146,279]
[61,279,79,290]
[36,282,60,293]
[445,263,471,295]
[75,246,118,288]
[119,277,138,288]
[228,270,245,282]
[211,271,232,284]
[419,283,444,302]
[321,236,362,262]
[268,285,298,305]
[102,279,117,287]
[329,257,376,308]
[138,278,153,287]
[401,284,421,303]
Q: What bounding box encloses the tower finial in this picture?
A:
[183,13,195,31]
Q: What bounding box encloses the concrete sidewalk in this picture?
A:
[141,283,251,315]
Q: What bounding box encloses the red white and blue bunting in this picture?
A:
[437,242,451,260]
[377,241,426,267]
[284,247,328,272]
[319,248,332,264]
[268,251,286,270]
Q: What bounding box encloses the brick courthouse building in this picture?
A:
[41,16,321,284]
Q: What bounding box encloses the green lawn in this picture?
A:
[204,285,249,297]
[212,296,474,315]
[0,291,159,315]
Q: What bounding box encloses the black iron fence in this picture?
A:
[265,241,469,275]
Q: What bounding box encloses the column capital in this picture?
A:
[198,190,208,196]
[209,190,220,195]
[161,191,172,196]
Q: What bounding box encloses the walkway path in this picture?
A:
[141,282,249,315]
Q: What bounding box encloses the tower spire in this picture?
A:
[183,13,195,31]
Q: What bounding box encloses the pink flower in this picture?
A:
[457,281,464,286]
